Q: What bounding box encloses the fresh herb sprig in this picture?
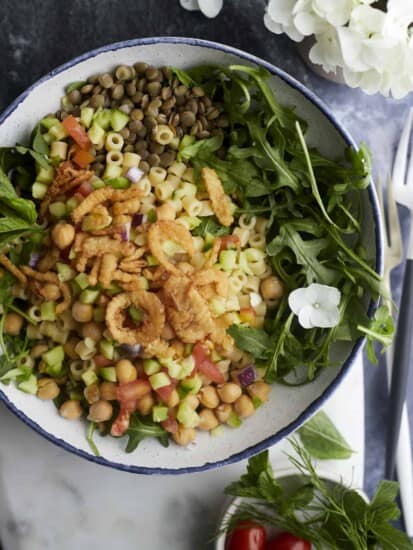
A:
[173,64,393,383]
[223,442,413,550]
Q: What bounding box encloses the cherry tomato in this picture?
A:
[62,115,91,150]
[77,181,94,197]
[72,147,95,168]
[266,532,311,550]
[193,342,224,384]
[155,383,175,403]
[161,415,178,434]
[220,235,240,250]
[226,521,267,550]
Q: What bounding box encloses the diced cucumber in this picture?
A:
[99,340,114,360]
[143,359,161,376]
[163,239,185,256]
[110,109,129,131]
[226,411,242,428]
[18,374,38,395]
[36,165,55,184]
[43,345,64,368]
[80,107,94,129]
[40,301,57,322]
[102,164,123,180]
[40,116,60,130]
[93,109,112,130]
[99,367,117,382]
[180,356,195,378]
[56,263,75,282]
[31,182,48,200]
[149,372,171,390]
[177,401,200,428]
[211,425,224,437]
[106,177,130,189]
[88,122,105,145]
[179,373,202,395]
[146,254,159,267]
[152,405,168,423]
[80,289,100,304]
[48,122,68,141]
[74,273,90,290]
[49,201,67,218]
[219,250,237,271]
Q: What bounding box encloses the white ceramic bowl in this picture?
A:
[215,467,370,550]
[0,37,382,474]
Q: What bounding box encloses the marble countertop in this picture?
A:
[0,0,412,547]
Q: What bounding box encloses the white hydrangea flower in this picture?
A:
[264,0,305,42]
[179,0,223,18]
[309,24,343,72]
[288,283,341,329]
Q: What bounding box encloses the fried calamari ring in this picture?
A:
[147,220,194,274]
[192,268,229,297]
[105,291,165,345]
[201,167,234,227]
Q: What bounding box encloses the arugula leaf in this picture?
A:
[297,411,353,459]
[357,305,395,365]
[227,325,272,360]
[0,216,41,249]
[192,216,231,238]
[15,145,49,169]
[168,67,197,88]
[124,413,169,453]
[178,134,223,162]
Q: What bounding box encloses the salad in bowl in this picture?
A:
[0,40,387,468]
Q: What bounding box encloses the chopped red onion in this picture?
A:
[126,166,144,184]
[237,364,256,387]
[120,222,131,242]
[132,213,146,227]
[28,252,41,267]
[121,344,142,357]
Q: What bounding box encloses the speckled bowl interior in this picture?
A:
[0,37,382,474]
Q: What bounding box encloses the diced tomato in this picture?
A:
[193,343,225,384]
[220,234,240,250]
[226,521,267,550]
[110,408,130,437]
[116,379,151,404]
[72,147,95,168]
[77,181,94,197]
[155,384,175,403]
[62,115,91,150]
[94,354,113,368]
[161,415,178,434]
[239,307,257,325]
[265,533,311,550]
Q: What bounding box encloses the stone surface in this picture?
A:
[0,0,412,542]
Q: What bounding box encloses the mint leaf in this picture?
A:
[125,413,169,453]
[371,523,413,550]
[297,411,353,460]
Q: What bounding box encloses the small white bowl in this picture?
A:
[0,37,382,475]
[215,467,370,550]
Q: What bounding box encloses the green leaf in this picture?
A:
[357,306,395,365]
[227,325,273,360]
[0,167,37,223]
[15,145,49,169]
[31,124,50,155]
[168,67,196,88]
[0,216,40,250]
[297,411,353,459]
[65,80,86,94]
[371,523,413,550]
[178,134,222,162]
[124,413,169,453]
[192,216,231,238]
[369,480,401,523]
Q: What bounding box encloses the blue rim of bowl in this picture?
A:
[0,36,383,475]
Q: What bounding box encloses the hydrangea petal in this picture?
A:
[298,305,315,329]
[294,11,327,35]
[337,27,370,72]
[349,5,385,36]
[288,287,312,315]
[267,0,298,25]
[310,305,340,328]
[180,0,200,10]
[314,284,341,308]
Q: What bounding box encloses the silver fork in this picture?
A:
[385,107,413,525]
[377,175,413,537]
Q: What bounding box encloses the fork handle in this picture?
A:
[385,258,413,480]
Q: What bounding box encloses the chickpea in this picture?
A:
[59,399,83,420]
[161,323,175,341]
[41,283,61,301]
[156,203,176,220]
[172,425,196,446]
[72,301,93,323]
[260,275,284,301]
[100,381,117,401]
[217,382,242,404]
[51,223,75,250]
[199,386,220,409]
[88,400,113,422]
[30,343,49,358]
[247,382,271,403]
[184,394,199,410]
[198,409,219,431]
[3,312,24,335]
[136,393,155,415]
[215,403,232,423]
[64,336,80,359]
[84,383,100,404]
[116,359,137,384]
[37,378,60,400]
[165,388,180,408]
[234,395,255,418]
[82,321,103,341]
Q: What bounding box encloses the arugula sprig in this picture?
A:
[223,442,413,550]
[172,63,392,383]
[124,413,169,453]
